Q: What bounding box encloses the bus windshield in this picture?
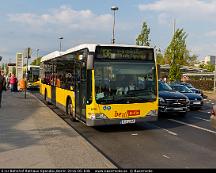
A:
[94,61,157,104]
[28,67,40,82]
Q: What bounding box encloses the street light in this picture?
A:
[214,57,216,92]
[36,49,39,59]
[58,37,64,52]
[111,6,118,44]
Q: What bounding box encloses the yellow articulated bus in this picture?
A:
[40,44,158,126]
[23,65,40,89]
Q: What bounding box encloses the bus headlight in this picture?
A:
[147,110,158,117]
[89,113,109,120]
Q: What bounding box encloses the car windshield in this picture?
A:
[158,81,173,91]
[172,85,193,93]
[94,61,157,104]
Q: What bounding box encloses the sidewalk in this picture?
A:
[204,91,216,101]
[0,91,116,168]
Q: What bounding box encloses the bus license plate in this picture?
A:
[121,119,136,124]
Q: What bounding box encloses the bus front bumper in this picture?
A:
[86,112,158,126]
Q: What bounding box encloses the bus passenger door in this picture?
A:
[75,61,87,121]
[51,64,56,105]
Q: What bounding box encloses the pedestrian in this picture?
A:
[6,73,11,90]
[10,74,18,92]
[0,71,6,108]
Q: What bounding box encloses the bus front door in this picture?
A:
[75,62,86,122]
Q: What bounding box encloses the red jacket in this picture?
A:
[10,76,17,84]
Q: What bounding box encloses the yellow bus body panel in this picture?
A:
[86,101,158,119]
[56,87,75,107]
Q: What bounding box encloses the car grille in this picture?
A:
[165,99,187,107]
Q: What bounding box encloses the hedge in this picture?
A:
[188,80,214,91]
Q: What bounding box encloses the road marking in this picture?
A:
[168,119,216,135]
[131,133,138,136]
[193,116,210,122]
[162,155,170,159]
[149,123,178,136]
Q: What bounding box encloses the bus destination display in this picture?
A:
[96,46,154,61]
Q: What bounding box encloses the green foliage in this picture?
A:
[186,54,198,66]
[136,21,150,46]
[31,57,42,66]
[165,28,189,81]
[12,67,16,75]
[164,28,189,65]
[1,63,5,70]
[156,52,165,65]
[5,64,9,75]
[199,62,215,72]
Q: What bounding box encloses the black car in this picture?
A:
[169,84,203,110]
[158,81,189,115]
[180,82,204,97]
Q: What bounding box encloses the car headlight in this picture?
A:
[159,97,165,102]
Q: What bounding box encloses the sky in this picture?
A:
[1,0,216,63]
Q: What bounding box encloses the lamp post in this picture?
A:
[111,6,118,44]
[214,57,216,92]
[24,48,31,99]
[36,49,39,59]
[59,37,63,52]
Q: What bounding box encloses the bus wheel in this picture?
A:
[67,99,76,121]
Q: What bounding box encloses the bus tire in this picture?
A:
[67,98,76,121]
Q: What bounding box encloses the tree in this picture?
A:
[5,64,9,75]
[136,21,150,46]
[200,62,215,72]
[164,28,189,81]
[186,54,198,66]
[31,57,42,66]
[156,52,165,65]
[12,67,16,75]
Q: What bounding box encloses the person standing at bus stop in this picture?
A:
[10,74,18,92]
[0,71,6,108]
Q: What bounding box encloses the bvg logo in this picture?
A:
[127,110,140,116]
[114,110,140,118]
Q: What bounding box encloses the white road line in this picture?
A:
[193,116,210,122]
[131,133,138,136]
[162,155,170,159]
[149,123,178,136]
[168,119,216,135]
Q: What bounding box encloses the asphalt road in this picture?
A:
[32,91,216,168]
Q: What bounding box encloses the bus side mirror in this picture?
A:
[87,55,93,70]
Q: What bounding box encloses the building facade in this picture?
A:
[204,55,216,65]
